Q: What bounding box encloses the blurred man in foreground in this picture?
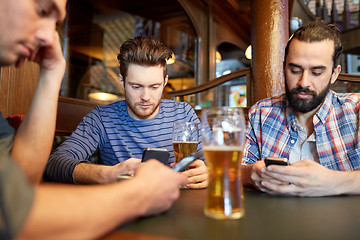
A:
[0,0,187,239]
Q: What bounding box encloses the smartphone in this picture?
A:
[141,148,169,165]
[264,157,289,167]
[173,152,203,172]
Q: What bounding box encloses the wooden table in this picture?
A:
[101,188,360,240]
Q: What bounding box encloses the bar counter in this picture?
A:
[101,188,360,240]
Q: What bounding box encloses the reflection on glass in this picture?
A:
[190,42,251,109]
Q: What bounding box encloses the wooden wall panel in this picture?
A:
[0,61,39,118]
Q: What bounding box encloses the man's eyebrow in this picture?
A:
[150,82,163,86]
[288,63,302,68]
[288,63,326,70]
[311,66,326,70]
[127,81,142,86]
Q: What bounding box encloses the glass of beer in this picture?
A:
[201,107,246,220]
[172,122,199,163]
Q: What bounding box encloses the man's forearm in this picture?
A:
[11,68,64,185]
[73,162,115,184]
[334,170,360,195]
[16,182,148,240]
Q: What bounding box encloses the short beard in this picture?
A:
[285,81,330,113]
[126,96,161,120]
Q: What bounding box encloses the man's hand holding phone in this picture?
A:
[248,157,291,193]
[264,157,289,167]
[258,157,292,192]
[171,152,208,189]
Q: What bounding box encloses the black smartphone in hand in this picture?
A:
[264,157,289,167]
[141,148,169,165]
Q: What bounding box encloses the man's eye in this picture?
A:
[291,69,302,74]
[132,85,141,89]
[151,85,161,89]
[312,71,322,76]
[38,5,48,16]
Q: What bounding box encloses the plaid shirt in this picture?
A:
[243,90,360,171]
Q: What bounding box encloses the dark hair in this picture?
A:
[117,36,173,81]
[284,20,343,69]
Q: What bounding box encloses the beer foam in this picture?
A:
[203,145,243,151]
[213,127,244,132]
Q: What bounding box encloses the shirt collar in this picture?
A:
[284,96,297,131]
[314,90,333,124]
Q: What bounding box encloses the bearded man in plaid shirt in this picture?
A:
[241,20,360,197]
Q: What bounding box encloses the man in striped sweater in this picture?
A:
[45,36,208,189]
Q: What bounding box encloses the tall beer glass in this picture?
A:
[172,122,199,163]
[201,107,246,220]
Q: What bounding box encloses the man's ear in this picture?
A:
[330,65,341,84]
[164,75,168,86]
[119,74,125,89]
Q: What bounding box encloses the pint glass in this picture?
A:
[201,107,246,220]
[172,122,199,163]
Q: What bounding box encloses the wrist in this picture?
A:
[332,170,358,195]
[74,163,113,184]
[241,164,254,186]
[39,55,65,76]
[99,165,118,184]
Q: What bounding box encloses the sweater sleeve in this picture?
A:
[44,107,104,183]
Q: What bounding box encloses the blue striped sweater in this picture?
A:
[44,99,202,183]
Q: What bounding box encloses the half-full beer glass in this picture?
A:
[172,122,199,163]
[201,107,246,220]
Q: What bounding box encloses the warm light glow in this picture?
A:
[167,52,176,65]
[245,45,252,60]
[88,92,119,102]
[216,51,222,63]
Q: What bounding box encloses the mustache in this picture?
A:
[290,87,316,95]
[136,101,153,105]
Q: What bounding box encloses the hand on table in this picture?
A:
[110,158,141,181]
[171,159,208,189]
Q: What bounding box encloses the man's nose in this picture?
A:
[140,88,151,101]
[35,20,57,47]
[298,71,311,88]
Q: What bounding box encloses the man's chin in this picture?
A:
[133,108,155,119]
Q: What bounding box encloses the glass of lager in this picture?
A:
[201,107,246,220]
[172,122,199,163]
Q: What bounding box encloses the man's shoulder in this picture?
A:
[159,99,197,120]
[85,101,126,121]
[160,99,192,109]
[333,92,360,105]
[249,94,286,114]
[94,100,125,112]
